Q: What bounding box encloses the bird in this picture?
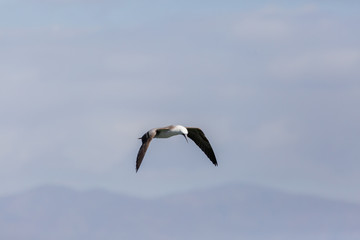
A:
[136,125,217,172]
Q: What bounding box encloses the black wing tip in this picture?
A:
[135,162,140,172]
[136,156,142,173]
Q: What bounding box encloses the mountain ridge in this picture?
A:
[1,183,359,240]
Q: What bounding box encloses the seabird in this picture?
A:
[136,125,217,172]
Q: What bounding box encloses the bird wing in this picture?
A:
[136,131,155,172]
[186,127,217,166]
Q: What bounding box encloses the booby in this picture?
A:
[136,125,217,172]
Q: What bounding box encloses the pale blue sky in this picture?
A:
[0,0,359,202]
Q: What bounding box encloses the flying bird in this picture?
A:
[136,125,217,172]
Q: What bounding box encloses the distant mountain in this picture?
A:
[0,184,359,240]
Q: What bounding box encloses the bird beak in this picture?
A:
[183,134,188,143]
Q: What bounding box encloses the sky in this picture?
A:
[0,0,359,203]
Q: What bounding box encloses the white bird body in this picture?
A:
[153,125,188,138]
[136,124,217,172]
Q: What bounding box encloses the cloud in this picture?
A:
[268,48,360,82]
[247,120,296,150]
[226,5,360,86]
[231,5,317,40]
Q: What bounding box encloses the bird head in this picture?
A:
[179,126,189,143]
